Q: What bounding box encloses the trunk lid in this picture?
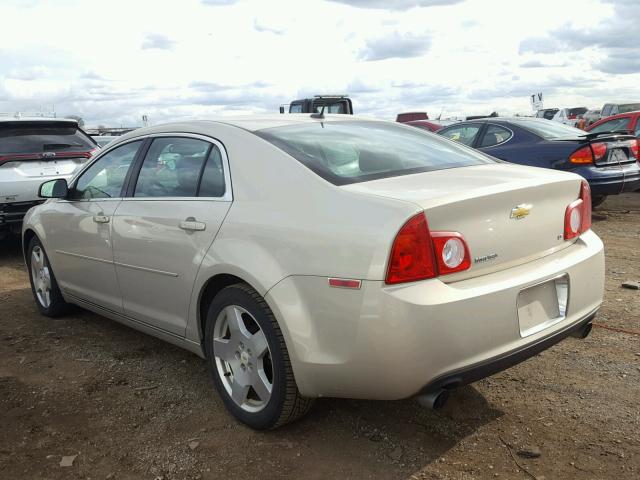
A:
[343,163,584,281]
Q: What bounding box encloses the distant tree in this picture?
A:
[67,115,85,128]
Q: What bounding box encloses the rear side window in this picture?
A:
[0,122,95,154]
[198,147,226,197]
[568,108,587,116]
[589,117,631,134]
[256,121,495,185]
[135,137,210,198]
[479,125,512,147]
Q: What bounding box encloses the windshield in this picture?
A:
[568,107,587,116]
[0,123,95,154]
[619,103,640,113]
[256,121,496,185]
[509,118,586,139]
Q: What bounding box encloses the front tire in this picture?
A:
[204,283,313,430]
[26,237,70,317]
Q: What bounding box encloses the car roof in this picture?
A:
[0,116,77,123]
[117,114,379,138]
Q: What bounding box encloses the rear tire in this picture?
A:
[26,237,70,317]
[591,195,606,209]
[204,283,313,430]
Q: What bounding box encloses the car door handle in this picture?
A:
[93,215,109,224]
[179,217,206,231]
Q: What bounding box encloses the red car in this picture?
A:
[586,111,640,137]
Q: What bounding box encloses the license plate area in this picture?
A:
[517,275,568,337]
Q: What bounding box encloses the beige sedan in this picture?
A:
[23,115,604,429]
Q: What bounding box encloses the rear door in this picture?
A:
[43,140,142,310]
[112,135,231,335]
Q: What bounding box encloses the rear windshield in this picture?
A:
[619,103,640,113]
[256,121,496,185]
[0,123,95,154]
[509,118,586,139]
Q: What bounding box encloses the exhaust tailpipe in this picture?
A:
[417,389,450,409]
[570,322,593,339]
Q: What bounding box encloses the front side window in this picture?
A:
[589,118,631,134]
[73,141,141,199]
[439,124,482,146]
[134,137,224,198]
[602,105,611,117]
[479,125,512,147]
[289,104,303,113]
[256,121,495,185]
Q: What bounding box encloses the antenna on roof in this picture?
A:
[310,105,325,119]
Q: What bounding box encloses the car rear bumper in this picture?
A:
[266,230,604,400]
[419,307,597,396]
[575,163,640,196]
[0,199,45,230]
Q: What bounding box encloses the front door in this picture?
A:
[44,140,143,311]
[112,135,231,335]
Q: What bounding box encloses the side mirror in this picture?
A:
[39,178,69,199]
[279,106,285,114]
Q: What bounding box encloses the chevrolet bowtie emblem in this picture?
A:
[510,204,532,220]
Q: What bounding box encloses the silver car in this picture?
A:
[0,117,97,238]
[23,116,604,429]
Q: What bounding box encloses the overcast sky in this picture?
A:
[1,0,638,127]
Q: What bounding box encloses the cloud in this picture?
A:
[253,19,284,35]
[520,60,567,69]
[597,52,640,75]
[141,33,176,50]
[326,0,463,9]
[201,0,238,4]
[359,32,431,61]
[518,37,559,55]
[518,1,640,75]
[7,66,49,80]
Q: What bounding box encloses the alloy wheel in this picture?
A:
[31,246,52,308]
[213,305,273,412]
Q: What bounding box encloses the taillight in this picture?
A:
[591,142,607,161]
[385,213,471,285]
[386,213,436,284]
[431,232,471,275]
[630,139,640,161]
[569,142,606,164]
[564,180,592,240]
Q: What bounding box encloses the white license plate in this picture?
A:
[517,275,568,337]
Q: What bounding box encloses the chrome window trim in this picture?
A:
[129,132,233,202]
[480,123,515,149]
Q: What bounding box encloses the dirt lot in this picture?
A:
[1,194,638,480]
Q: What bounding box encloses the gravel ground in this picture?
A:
[1,193,638,480]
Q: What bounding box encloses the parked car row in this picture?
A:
[436,117,640,207]
[537,102,640,129]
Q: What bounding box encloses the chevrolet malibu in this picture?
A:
[22,115,604,430]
